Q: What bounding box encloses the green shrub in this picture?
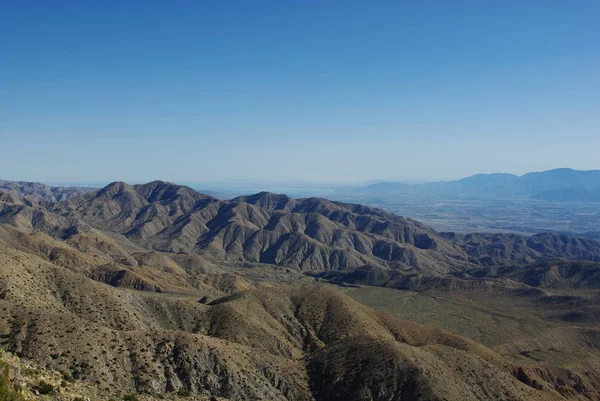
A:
[61,370,75,383]
[33,380,55,395]
[0,363,25,401]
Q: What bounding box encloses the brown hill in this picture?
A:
[2,180,600,281]
[0,223,257,296]
[1,239,594,400]
[313,259,600,292]
[345,283,600,400]
[468,260,600,289]
[442,232,600,265]
[0,179,94,205]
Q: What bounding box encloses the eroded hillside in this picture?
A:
[2,180,600,279]
[1,180,600,400]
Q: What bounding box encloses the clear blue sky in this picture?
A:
[1,1,599,184]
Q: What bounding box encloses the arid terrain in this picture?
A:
[1,180,600,400]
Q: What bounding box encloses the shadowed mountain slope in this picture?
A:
[468,260,600,289]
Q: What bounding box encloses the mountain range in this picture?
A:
[364,168,600,202]
[2,179,600,279]
[2,179,600,400]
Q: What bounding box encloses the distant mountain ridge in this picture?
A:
[0,179,95,205]
[1,179,600,281]
[364,168,600,201]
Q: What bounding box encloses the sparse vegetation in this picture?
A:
[0,363,24,401]
[61,370,75,383]
[33,380,55,395]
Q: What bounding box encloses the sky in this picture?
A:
[1,1,600,184]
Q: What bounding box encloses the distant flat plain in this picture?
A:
[334,193,600,236]
[192,182,600,237]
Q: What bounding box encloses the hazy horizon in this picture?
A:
[2,2,599,183]
[3,166,598,191]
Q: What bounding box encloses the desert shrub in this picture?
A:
[33,380,55,395]
[21,367,37,378]
[61,370,75,383]
[177,389,192,397]
[122,394,139,401]
[0,363,25,401]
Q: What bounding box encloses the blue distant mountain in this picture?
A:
[364,168,600,201]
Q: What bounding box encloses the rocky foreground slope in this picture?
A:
[0,239,597,400]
